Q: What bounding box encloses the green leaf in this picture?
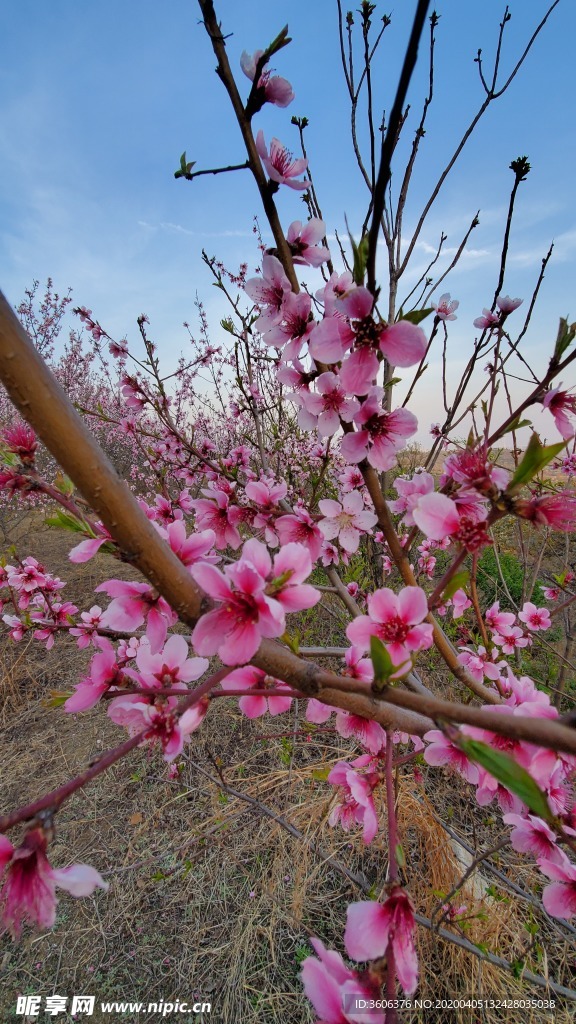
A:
[266,24,292,57]
[553,316,576,361]
[384,377,402,389]
[348,229,370,286]
[311,767,331,782]
[369,636,411,691]
[53,471,75,497]
[370,635,396,690]
[500,416,531,435]
[457,736,554,822]
[395,843,406,870]
[174,151,196,179]
[45,509,93,535]
[507,432,566,494]
[0,446,18,467]
[280,630,300,655]
[400,307,434,326]
[441,570,469,602]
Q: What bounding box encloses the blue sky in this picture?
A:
[1,1,575,440]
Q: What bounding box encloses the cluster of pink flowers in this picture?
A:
[423,667,576,917]
[190,538,320,665]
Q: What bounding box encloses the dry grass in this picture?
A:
[0,513,574,1023]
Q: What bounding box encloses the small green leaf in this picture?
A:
[400,307,434,326]
[441,571,469,602]
[348,229,370,286]
[53,471,75,497]
[280,630,300,655]
[553,316,576,361]
[44,690,71,708]
[265,25,292,59]
[384,377,402,389]
[370,635,395,690]
[501,416,531,435]
[457,736,554,822]
[369,636,411,691]
[395,843,406,870]
[507,432,566,494]
[45,509,93,535]
[311,767,331,782]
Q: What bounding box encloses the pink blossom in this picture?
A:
[191,560,283,666]
[318,491,377,553]
[538,852,576,918]
[339,466,365,492]
[347,586,433,664]
[255,130,308,190]
[267,292,315,361]
[412,492,490,551]
[65,644,124,712]
[502,671,552,710]
[423,729,479,785]
[543,385,576,440]
[515,492,576,532]
[335,712,386,754]
[305,697,333,724]
[441,447,510,495]
[244,254,292,333]
[275,507,324,561]
[502,813,563,862]
[130,634,208,690]
[108,694,209,760]
[240,50,294,107]
[2,423,37,462]
[433,293,459,321]
[2,614,25,642]
[389,471,435,527]
[456,645,504,685]
[297,372,360,436]
[473,308,499,331]
[96,580,176,653]
[191,539,318,665]
[0,828,108,938]
[68,535,111,563]
[341,388,418,472]
[518,602,551,631]
[245,478,287,509]
[379,320,427,368]
[109,338,128,358]
[491,625,530,655]
[344,891,418,995]
[69,605,104,649]
[496,295,523,314]
[342,646,374,682]
[328,760,379,844]
[300,936,384,1024]
[6,557,47,593]
[268,541,320,612]
[220,666,293,717]
[451,589,472,619]
[156,521,218,568]
[286,218,330,266]
[191,489,242,549]
[485,601,515,633]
